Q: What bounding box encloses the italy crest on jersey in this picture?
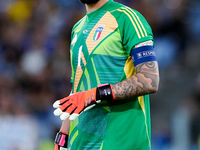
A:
[93,27,104,41]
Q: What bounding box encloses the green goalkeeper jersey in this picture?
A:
[69,0,153,149]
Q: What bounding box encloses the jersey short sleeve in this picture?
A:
[114,7,154,54]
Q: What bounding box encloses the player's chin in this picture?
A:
[79,0,100,4]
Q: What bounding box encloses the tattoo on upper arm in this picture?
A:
[135,61,159,88]
[112,61,159,100]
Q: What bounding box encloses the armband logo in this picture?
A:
[132,56,135,62]
[137,50,156,59]
[131,46,157,66]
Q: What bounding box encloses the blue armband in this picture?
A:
[131,46,157,66]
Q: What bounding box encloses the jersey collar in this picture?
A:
[86,0,113,22]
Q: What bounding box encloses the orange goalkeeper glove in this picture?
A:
[53,84,115,121]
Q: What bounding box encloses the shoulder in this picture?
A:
[109,3,152,36]
[110,4,145,23]
[71,16,87,34]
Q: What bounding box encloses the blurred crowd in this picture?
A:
[0,0,199,150]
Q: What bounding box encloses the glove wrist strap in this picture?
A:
[97,84,115,101]
[54,130,68,148]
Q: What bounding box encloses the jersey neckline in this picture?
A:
[86,0,114,22]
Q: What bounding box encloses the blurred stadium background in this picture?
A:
[0,0,199,149]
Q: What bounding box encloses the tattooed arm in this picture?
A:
[112,61,159,100]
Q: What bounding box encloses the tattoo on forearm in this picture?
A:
[112,61,159,100]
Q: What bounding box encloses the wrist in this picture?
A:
[54,130,68,148]
[60,130,68,135]
[96,83,115,101]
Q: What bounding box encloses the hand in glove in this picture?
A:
[53,84,115,121]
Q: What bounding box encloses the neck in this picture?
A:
[85,0,109,13]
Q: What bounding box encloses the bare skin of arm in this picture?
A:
[60,118,70,134]
[112,61,159,100]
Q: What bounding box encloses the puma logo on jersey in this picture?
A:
[83,30,88,34]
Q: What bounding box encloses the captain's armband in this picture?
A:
[131,45,157,66]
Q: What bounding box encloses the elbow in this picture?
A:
[152,77,160,93]
[148,86,158,94]
[147,87,158,94]
[149,76,160,94]
[152,86,159,93]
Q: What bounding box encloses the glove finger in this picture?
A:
[60,112,70,121]
[53,96,70,108]
[65,104,77,114]
[59,97,70,105]
[53,100,60,108]
[54,108,63,116]
[60,101,72,111]
[69,114,79,121]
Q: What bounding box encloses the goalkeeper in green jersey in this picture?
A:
[53,0,160,149]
